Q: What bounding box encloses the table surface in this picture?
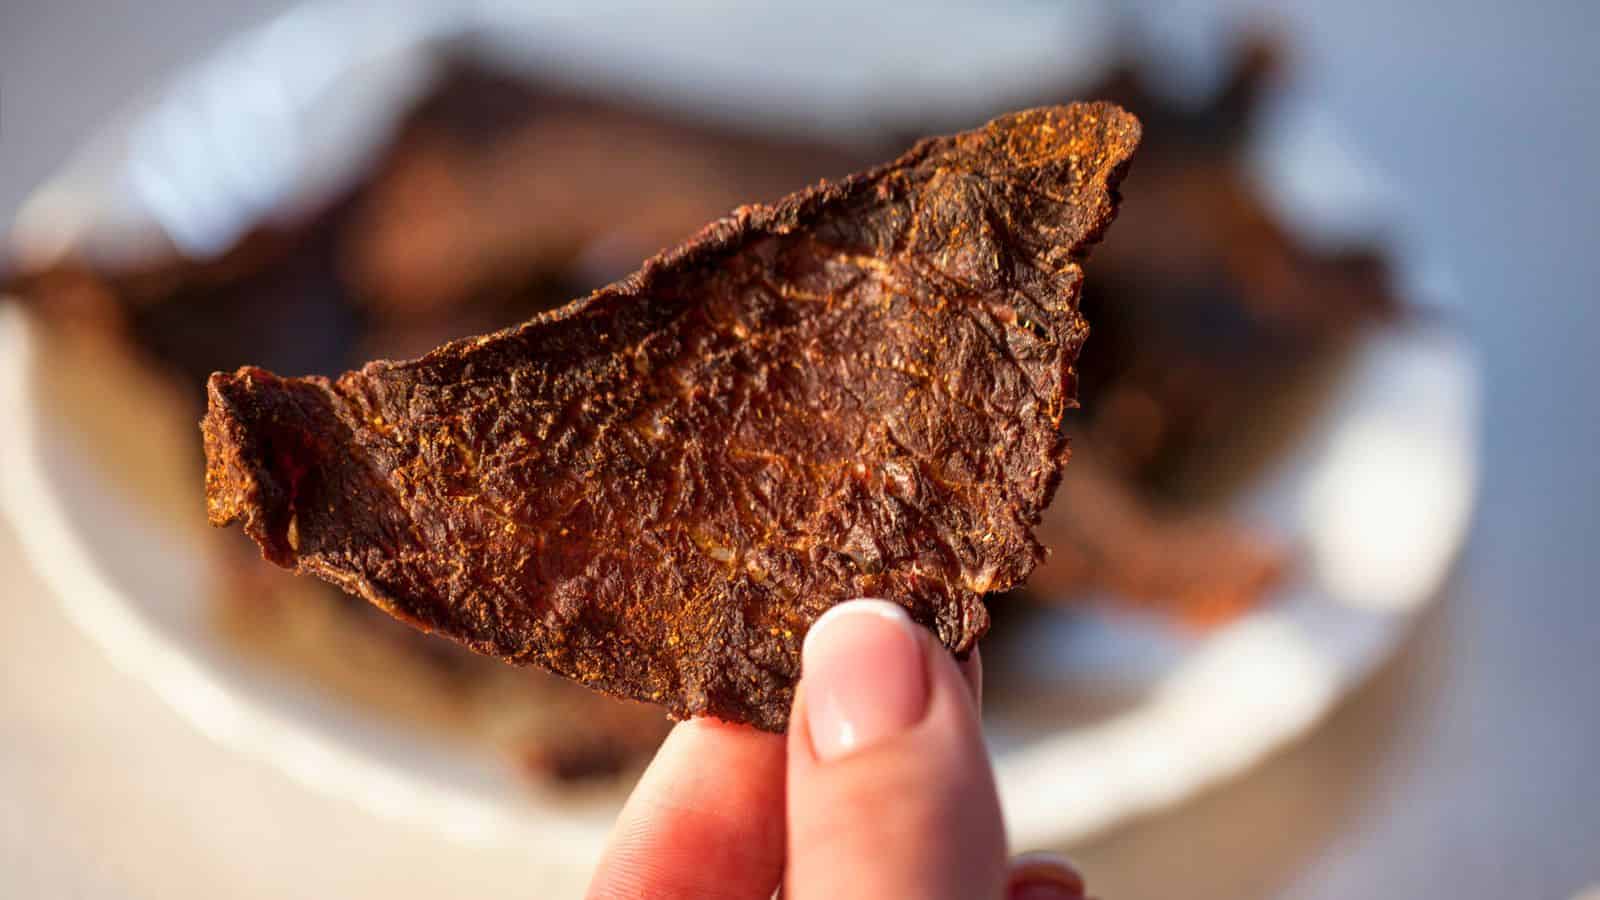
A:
[3,1,1597,898]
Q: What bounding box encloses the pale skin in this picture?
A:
[586,599,1088,900]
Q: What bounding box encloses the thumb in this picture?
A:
[785,599,1007,900]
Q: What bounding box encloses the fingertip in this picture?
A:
[789,598,986,766]
[676,713,768,744]
[1006,852,1087,898]
[589,718,786,900]
[784,601,1005,900]
[798,598,929,762]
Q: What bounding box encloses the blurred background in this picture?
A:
[1,1,1596,898]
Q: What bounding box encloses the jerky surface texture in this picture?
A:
[203,103,1140,731]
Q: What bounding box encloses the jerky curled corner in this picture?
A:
[203,103,1141,731]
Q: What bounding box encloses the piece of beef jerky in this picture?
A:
[202,103,1140,731]
[1022,445,1283,628]
[343,58,874,330]
[5,58,872,403]
[4,222,365,396]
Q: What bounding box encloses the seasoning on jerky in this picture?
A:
[202,103,1141,731]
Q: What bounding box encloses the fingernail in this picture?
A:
[1007,852,1087,899]
[801,598,928,761]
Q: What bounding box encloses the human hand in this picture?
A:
[586,598,1088,899]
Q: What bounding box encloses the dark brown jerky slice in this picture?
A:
[202,103,1140,731]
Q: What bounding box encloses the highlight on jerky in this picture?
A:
[202,103,1141,731]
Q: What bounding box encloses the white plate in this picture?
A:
[0,0,1480,869]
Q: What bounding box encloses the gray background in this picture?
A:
[3,1,1597,897]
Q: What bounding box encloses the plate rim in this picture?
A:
[0,303,1483,854]
[0,0,1483,858]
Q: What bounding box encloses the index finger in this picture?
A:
[587,717,786,900]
